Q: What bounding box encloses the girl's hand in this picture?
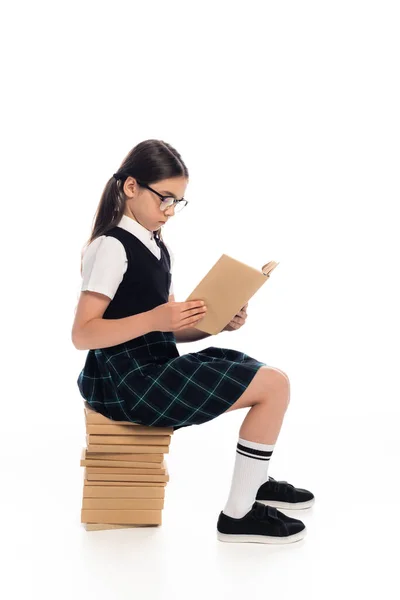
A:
[149,300,207,332]
[222,302,248,332]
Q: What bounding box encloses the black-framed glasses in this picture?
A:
[136,179,189,213]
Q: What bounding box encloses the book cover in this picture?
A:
[185,254,279,334]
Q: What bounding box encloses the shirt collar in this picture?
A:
[117,213,157,243]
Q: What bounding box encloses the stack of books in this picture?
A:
[81,402,174,531]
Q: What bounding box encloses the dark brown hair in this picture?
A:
[80,139,189,274]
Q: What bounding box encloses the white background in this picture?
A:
[1,1,399,598]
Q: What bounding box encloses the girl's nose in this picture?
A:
[164,205,176,217]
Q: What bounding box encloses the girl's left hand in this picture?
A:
[222,302,248,332]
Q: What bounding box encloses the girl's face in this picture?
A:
[123,176,188,232]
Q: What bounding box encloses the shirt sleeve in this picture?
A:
[81,236,128,300]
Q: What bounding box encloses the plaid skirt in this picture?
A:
[77,331,267,431]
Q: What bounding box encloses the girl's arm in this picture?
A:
[169,295,213,343]
[72,291,154,350]
[72,291,212,350]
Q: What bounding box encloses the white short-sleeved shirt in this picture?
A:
[80,214,174,300]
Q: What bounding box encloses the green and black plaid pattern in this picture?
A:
[77,332,267,431]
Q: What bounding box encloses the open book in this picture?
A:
[185,254,279,335]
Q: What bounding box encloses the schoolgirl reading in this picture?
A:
[72,139,314,544]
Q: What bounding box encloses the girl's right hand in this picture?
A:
[149,300,208,332]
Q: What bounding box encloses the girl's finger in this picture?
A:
[232,316,244,325]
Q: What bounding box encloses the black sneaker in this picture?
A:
[255,476,315,510]
[217,501,306,544]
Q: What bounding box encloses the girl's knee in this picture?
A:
[269,367,290,385]
[262,367,291,409]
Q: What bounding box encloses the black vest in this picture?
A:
[103,226,172,320]
[96,226,178,360]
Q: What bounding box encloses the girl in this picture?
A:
[72,139,314,544]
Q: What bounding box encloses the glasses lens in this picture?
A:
[161,198,186,212]
[160,198,174,211]
[174,200,185,213]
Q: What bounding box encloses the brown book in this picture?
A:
[186,254,279,335]
[84,403,174,434]
[87,434,171,446]
[85,472,169,483]
[82,497,164,510]
[85,451,164,462]
[87,443,169,454]
[83,483,165,499]
[80,448,163,469]
[81,508,162,525]
[85,423,173,436]
[84,464,169,481]
[85,466,166,475]
[84,523,147,531]
[84,523,141,531]
[80,460,163,474]
[84,456,166,475]
[84,479,166,488]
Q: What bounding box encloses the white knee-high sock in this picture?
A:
[222,437,275,519]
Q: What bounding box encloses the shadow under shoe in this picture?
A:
[217,500,306,544]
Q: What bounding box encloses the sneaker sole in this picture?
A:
[216,527,307,544]
[256,498,315,510]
